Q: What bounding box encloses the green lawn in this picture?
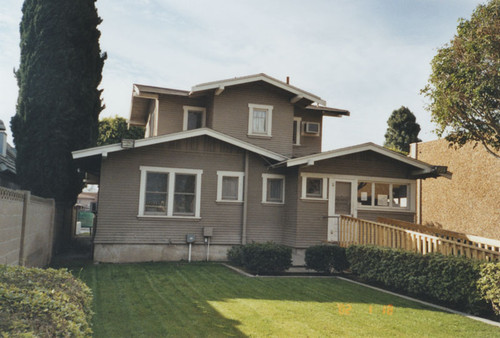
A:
[72,262,500,337]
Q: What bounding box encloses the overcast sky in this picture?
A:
[0,0,483,150]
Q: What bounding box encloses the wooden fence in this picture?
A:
[338,215,500,261]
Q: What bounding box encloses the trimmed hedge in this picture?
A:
[305,245,349,274]
[0,264,93,337]
[346,245,490,315]
[478,262,500,316]
[227,242,292,275]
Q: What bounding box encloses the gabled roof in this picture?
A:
[72,128,288,162]
[191,73,327,106]
[283,142,445,177]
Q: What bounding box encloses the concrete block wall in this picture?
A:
[0,187,55,267]
[411,140,500,239]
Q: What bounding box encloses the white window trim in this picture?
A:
[183,106,206,131]
[248,103,273,137]
[293,117,301,146]
[138,166,203,218]
[216,171,244,202]
[300,173,327,200]
[262,173,285,204]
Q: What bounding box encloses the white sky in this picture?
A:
[0,0,483,150]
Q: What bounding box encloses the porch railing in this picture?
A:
[338,215,500,261]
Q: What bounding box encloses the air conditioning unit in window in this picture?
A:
[304,122,320,134]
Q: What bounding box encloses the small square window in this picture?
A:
[262,174,285,204]
[183,106,206,131]
[306,178,323,198]
[217,171,244,202]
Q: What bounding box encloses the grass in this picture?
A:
[70,262,500,337]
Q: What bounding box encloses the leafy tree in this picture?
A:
[11,1,105,247]
[97,116,145,146]
[421,0,500,158]
[384,106,421,153]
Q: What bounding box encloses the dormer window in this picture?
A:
[183,106,206,131]
[248,104,273,137]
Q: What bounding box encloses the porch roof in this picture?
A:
[282,143,447,178]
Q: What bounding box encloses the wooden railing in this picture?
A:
[338,215,500,261]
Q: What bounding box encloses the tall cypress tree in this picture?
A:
[384,106,421,153]
[11,0,105,203]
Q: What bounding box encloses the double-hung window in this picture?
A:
[139,166,203,218]
[262,173,285,204]
[216,171,244,202]
[248,104,273,137]
[183,106,206,130]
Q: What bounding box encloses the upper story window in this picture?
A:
[139,166,203,218]
[293,117,301,145]
[248,104,273,137]
[183,106,206,131]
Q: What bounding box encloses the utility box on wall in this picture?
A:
[186,234,195,243]
[203,227,213,237]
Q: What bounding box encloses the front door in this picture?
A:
[328,179,356,241]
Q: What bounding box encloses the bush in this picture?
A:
[305,245,349,274]
[227,242,292,275]
[227,245,244,266]
[0,264,93,337]
[478,262,500,316]
[346,245,489,315]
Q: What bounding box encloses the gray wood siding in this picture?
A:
[212,82,295,157]
[96,136,246,246]
[244,153,286,244]
[301,151,413,178]
[295,199,328,248]
[283,167,299,247]
[358,210,415,223]
[156,95,207,135]
[293,107,322,157]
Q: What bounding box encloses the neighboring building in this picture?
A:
[73,74,443,264]
[411,139,500,239]
[0,120,18,190]
[76,191,98,211]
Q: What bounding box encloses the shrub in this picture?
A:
[228,242,292,275]
[227,245,244,266]
[305,245,349,274]
[478,262,500,316]
[346,245,489,315]
[0,264,93,337]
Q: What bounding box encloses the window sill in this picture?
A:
[137,215,202,221]
[300,198,327,202]
[357,207,413,213]
[216,200,243,204]
[248,134,272,139]
[261,202,285,206]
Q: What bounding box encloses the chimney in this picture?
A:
[0,120,6,157]
[286,76,290,84]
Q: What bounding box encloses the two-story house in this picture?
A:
[73,74,443,264]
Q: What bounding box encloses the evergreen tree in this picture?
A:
[11,0,105,203]
[97,116,145,146]
[384,106,421,153]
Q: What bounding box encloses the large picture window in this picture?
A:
[139,166,203,218]
[216,171,244,202]
[248,104,273,137]
[357,181,409,209]
[262,173,285,204]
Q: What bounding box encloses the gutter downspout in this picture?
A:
[242,151,249,244]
